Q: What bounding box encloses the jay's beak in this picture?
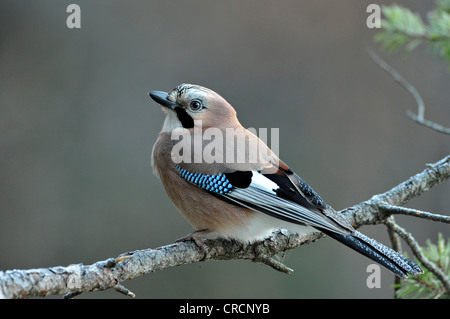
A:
[148,91,179,110]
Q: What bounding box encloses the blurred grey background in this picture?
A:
[0,1,448,298]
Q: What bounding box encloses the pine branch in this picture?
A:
[374,4,450,65]
[384,220,450,294]
[0,155,449,299]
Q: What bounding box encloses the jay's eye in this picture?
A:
[189,100,203,111]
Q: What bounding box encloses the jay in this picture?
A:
[149,83,422,278]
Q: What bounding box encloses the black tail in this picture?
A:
[323,230,423,278]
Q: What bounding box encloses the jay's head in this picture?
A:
[149,84,239,131]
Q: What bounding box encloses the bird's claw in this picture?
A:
[176,229,211,261]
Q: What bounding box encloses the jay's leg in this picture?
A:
[176,229,212,261]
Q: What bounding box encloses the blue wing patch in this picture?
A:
[175,164,234,194]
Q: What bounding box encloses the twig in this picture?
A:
[386,217,403,253]
[379,204,450,223]
[341,155,450,227]
[385,216,403,297]
[62,291,81,299]
[368,49,450,135]
[114,284,136,298]
[0,155,449,298]
[368,48,424,119]
[384,218,450,293]
[406,110,450,134]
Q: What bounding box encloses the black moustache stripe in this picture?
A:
[174,107,194,128]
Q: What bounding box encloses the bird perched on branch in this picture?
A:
[149,83,422,278]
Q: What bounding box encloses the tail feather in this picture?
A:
[324,230,423,278]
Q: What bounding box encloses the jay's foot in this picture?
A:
[176,229,212,261]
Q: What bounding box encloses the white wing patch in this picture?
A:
[225,171,346,234]
[248,170,279,193]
